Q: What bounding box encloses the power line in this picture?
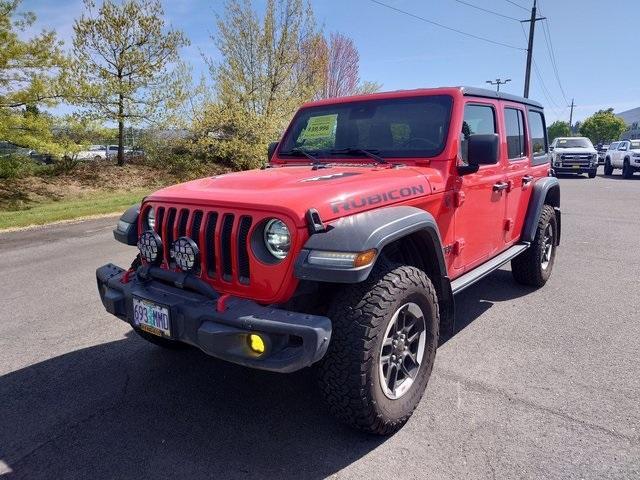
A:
[519,22,561,108]
[504,0,529,11]
[541,19,569,104]
[369,0,526,51]
[453,0,520,22]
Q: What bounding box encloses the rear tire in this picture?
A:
[623,160,634,179]
[511,204,557,287]
[317,260,439,435]
[604,159,613,176]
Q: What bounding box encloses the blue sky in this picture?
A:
[22,0,640,123]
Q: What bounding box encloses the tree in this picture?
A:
[72,0,189,166]
[317,32,381,99]
[198,0,325,170]
[0,0,67,153]
[547,120,570,142]
[579,108,627,145]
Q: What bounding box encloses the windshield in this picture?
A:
[279,95,453,160]
[631,141,640,149]
[555,138,592,148]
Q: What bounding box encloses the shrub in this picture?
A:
[0,155,41,179]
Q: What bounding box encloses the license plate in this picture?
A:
[572,165,580,169]
[133,297,171,337]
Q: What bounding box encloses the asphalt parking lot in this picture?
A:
[1,169,639,479]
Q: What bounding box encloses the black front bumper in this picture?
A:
[554,166,597,174]
[96,264,332,373]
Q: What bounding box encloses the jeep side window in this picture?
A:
[528,110,547,158]
[504,108,527,160]
[459,104,496,165]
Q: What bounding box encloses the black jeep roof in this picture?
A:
[460,86,544,109]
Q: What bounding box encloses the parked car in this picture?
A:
[105,145,133,159]
[596,143,610,165]
[549,136,598,177]
[98,86,560,435]
[604,141,621,172]
[76,145,107,161]
[604,139,640,178]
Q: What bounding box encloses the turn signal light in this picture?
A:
[248,333,265,355]
[354,249,377,268]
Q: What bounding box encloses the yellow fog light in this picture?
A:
[248,333,265,355]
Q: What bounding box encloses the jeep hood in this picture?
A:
[147,165,432,227]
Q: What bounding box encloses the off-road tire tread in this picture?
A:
[317,260,438,435]
[511,204,556,287]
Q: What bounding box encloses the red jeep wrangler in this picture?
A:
[98,87,560,434]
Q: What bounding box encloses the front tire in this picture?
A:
[604,158,613,175]
[588,169,597,178]
[511,204,557,287]
[318,261,439,435]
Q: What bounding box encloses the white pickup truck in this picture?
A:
[604,139,640,178]
[550,137,598,178]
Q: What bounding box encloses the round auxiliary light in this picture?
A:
[171,237,200,272]
[137,230,163,265]
[263,219,291,260]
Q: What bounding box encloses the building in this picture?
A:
[616,107,640,140]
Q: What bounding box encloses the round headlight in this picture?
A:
[171,237,200,272]
[146,207,155,230]
[263,219,290,260]
[137,230,163,265]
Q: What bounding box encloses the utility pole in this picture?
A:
[486,78,511,92]
[522,0,545,98]
[569,98,575,132]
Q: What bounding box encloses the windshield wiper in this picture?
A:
[330,147,388,164]
[278,148,329,169]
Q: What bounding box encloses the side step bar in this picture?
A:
[451,243,530,295]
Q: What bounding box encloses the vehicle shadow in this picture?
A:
[597,173,640,181]
[0,331,385,480]
[447,268,536,339]
[554,174,590,180]
[0,269,531,480]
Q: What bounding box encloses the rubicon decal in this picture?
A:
[330,185,426,213]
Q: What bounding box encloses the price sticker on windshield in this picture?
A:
[299,114,337,141]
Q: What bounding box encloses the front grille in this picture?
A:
[220,214,234,281]
[151,206,253,285]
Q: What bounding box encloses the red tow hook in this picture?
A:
[217,294,232,313]
[121,268,135,284]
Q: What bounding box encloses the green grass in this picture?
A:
[0,188,150,230]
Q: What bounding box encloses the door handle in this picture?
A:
[522,175,534,185]
[493,181,509,192]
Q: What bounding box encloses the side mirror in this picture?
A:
[268,141,279,160]
[468,133,499,166]
[549,146,554,152]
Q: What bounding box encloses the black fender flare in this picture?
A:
[113,203,140,245]
[294,205,454,339]
[294,205,447,283]
[522,177,561,245]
